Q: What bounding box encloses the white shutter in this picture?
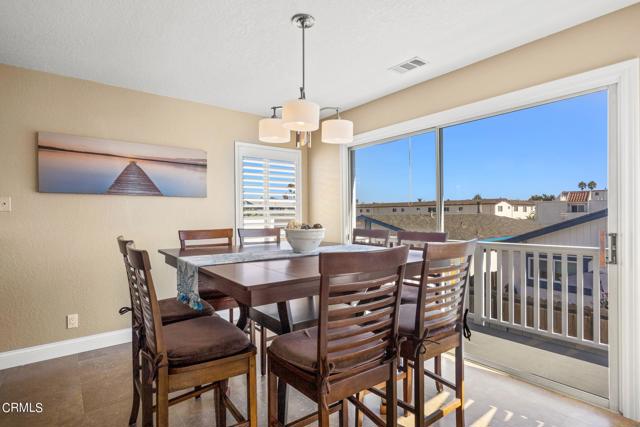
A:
[235,143,302,232]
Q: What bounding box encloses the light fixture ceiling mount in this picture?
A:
[258,13,354,148]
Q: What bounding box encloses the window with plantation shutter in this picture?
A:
[235,142,302,233]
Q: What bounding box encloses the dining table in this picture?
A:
[159,242,424,424]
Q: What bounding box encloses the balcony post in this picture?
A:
[473,245,485,324]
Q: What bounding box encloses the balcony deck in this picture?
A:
[465,324,608,399]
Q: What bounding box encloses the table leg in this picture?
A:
[236,304,249,331]
[276,301,294,424]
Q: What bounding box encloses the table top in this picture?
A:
[159,243,424,306]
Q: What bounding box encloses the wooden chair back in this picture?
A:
[126,245,165,360]
[317,245,409,381]
[178,228,233,250]
[237,228,281,246]
[414,240,476,342]
[396,231,447,249]
[352,228,390,247]
[117,236,144,329]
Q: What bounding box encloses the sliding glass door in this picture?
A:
[349,89,612,402]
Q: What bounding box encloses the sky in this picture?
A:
[38,132,206,161]
[354,90,608,203]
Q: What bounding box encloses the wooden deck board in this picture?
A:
[107,161,162,195]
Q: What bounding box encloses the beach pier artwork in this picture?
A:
[38,132,207,197]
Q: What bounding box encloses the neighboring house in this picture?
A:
[535,190,607,225]
[357,198,535,219]
[505,208,606,247]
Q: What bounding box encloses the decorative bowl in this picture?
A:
[285,228,325,253]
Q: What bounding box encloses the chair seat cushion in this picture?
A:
[398,304,457,338]
[159,298,215,325]
[268,326,383,373]
[164,316,251,367]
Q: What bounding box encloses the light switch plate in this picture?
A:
[0,197,10,212]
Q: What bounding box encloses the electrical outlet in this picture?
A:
[67,314,79,329]
[0,197,10,212]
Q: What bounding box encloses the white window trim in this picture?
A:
[234,141,302,233]
[338,59,639,419]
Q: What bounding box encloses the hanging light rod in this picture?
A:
[258,13,354,148]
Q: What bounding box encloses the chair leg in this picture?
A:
[128,332,140,426]
[229,308,234,324]
[215,380,228,427]
[155,367,169,427]
[140,356,154,427]
[268,365,278,427]
[434,355,443,393]
[318,399,330,427]
[354,392,364,427]
[455,346,464,427]
[402,358,413,417]
[249,320,256,345]
[260,325,267,376]
[414,356,425,427]
[385,360,398,427]
[248,354,258,427]
[339,399,349,427]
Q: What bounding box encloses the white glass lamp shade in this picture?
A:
[282,99,320,131]
[321,119,354,144]
[259,118,290,143]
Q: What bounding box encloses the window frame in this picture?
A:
[234,142,302,234]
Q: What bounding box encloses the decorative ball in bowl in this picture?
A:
[285,221,325,253]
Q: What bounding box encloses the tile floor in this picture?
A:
[0,342,636,427]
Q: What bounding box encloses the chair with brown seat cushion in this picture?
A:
[178,228,238,322]
[352,228,390,247]
[116,236,215,426]
[397,240,475,427]
[237,227,319,377]
[126,244,257,427]
[267,245,409,427]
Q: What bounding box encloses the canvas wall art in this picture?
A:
[37,132,207,197]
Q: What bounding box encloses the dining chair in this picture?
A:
[237,227,318,376]
[395,231,449,405]
[126,243,257,427]
[117,236,216,425]
[352,228,390,247]
[237,227,281,246]
[178,228,238,323]
[267,245,409,427]
[397,240,475,427]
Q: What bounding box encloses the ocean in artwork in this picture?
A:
[38,132,207,197]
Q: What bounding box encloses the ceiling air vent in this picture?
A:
[389,57,428,74]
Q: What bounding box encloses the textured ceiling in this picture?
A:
[0,0,637,117]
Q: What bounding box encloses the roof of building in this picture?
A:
[503,209,607,243]
[357,213,541,240]
[357,198,535,208]
[563,191,590,203]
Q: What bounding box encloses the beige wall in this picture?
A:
[0,64,308,352]
[309,3,640,242]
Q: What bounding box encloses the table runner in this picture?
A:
[177,243,385,311]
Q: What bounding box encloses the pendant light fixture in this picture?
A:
[258,13,353,148]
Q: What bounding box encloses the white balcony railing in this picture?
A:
[470,241,607,350]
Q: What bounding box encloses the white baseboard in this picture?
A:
[0,328,132,370]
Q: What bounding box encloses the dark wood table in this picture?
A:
[159,243,424,423]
